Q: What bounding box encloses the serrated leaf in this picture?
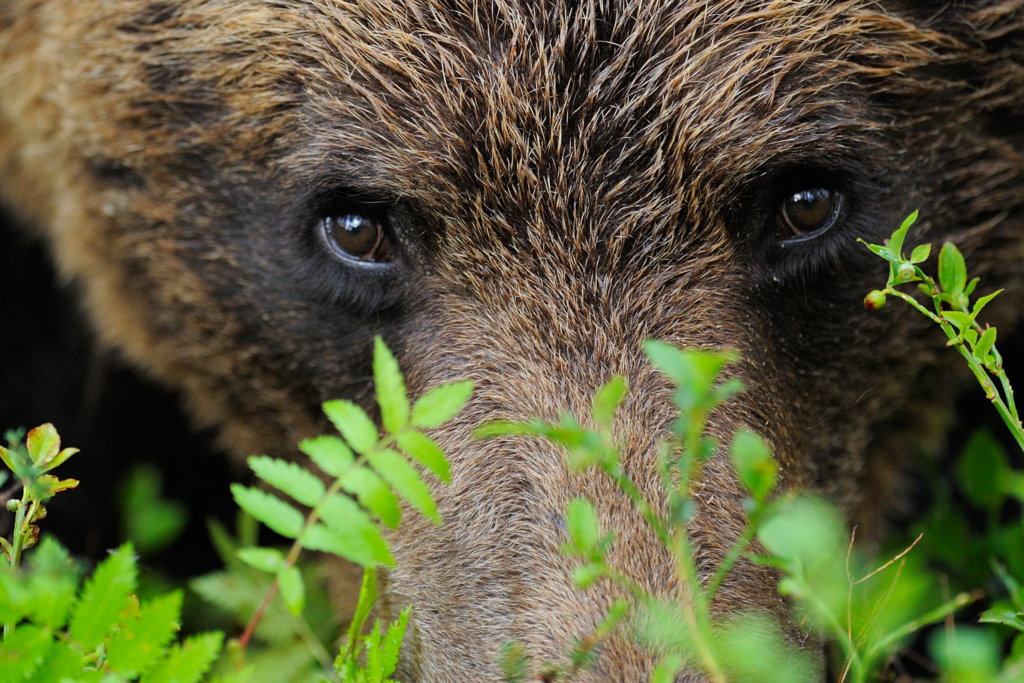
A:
[230,485,305,539]
[396,430,451,484]
[380,606,410,678]
[910,243,931,264]
[374,336,410,434]
[592,376,628,429]
[277,566,305,616]
[68,543,138,651]
[107,591,183,678]
[410,381,474,428]
[323,400,379,454]
[26,423,60,467]
[300,435,354,479]
[729,430,777,504]
[248,456,325,507]
[29,640,81,683]
[24,537,80,629]
[345,568,379,655]
[939,241,967,295]
[237,548,285,574]
[565,498,600,553]
[342,467,401,528]
[141,632,224,683]
[975,327,997,362]
[319,494,393,566]
[301,523,389,568]
[0,625,53,681]
[369,449,439,523]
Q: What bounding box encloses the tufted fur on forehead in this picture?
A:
[2,0,1024,680]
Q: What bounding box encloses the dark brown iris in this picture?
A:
[778,188,838,238]
[321,214,388,262]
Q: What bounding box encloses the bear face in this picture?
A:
[1,0,1023,680]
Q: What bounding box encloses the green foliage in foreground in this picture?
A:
[6,218,1024,681]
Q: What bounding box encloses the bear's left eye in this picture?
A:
[777,188,843,240]
[320,213,391,263]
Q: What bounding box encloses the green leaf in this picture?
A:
[25,423,60,467]
[300,435,355,479]
[345,568,379,654]
[939,241,967,296]
[29,641,81,683]
[929,627,998,683]
[909,243,931,264]
[971,289,1002,319]
[277,566,305,616]
[965,277,980,296]
[107,591,183,678]
[979,609,1024,632]
[396,430,452,484]
[230,485,305,539]
[374,336,410,434]
[975,326,997,362]
[121,464,188,556]
[323,400,379,454]
[0,625,53,681]
[651,656,685,683]
[236,548,285,574]
[473,420,540,439]
[301,522,388,568]
[380,605,410,678]
[887,210,918,259]
[565,498,600,554]
[942,311,973,331]
[342,467,402,528]
[23,537,81,630]
[141,632,224,683]
[572,563,605,589]
[730,430,778,504]
[643,340,738,413]
[410,381,474,429]
[311,494,393,566]
[958,428,1009,509]
[68,543,138,651]
[369,449,439,523]
[592,376,628,429]
[248,456,326,507]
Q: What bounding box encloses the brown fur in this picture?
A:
[2,0,1023,680]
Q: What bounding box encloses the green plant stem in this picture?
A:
[237,433,399,654]
[886,285,1024,454]
[705,523,756,600]
[672,533,725,683]
[863,590,979,662]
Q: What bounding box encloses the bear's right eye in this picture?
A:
[320,214,391,264]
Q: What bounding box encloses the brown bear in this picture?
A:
[1,0,1022,680]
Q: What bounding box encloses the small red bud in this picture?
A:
[865,290,887,310]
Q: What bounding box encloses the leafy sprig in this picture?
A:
[861,211,1023,453]
[226,336,471,675]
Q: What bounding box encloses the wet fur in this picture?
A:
[1,0,1023,680]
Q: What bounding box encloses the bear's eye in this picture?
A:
[320,214,390,263]
[777,188,842,239]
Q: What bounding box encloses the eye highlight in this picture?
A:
[777,188,842,240]
[320,213,391,263]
